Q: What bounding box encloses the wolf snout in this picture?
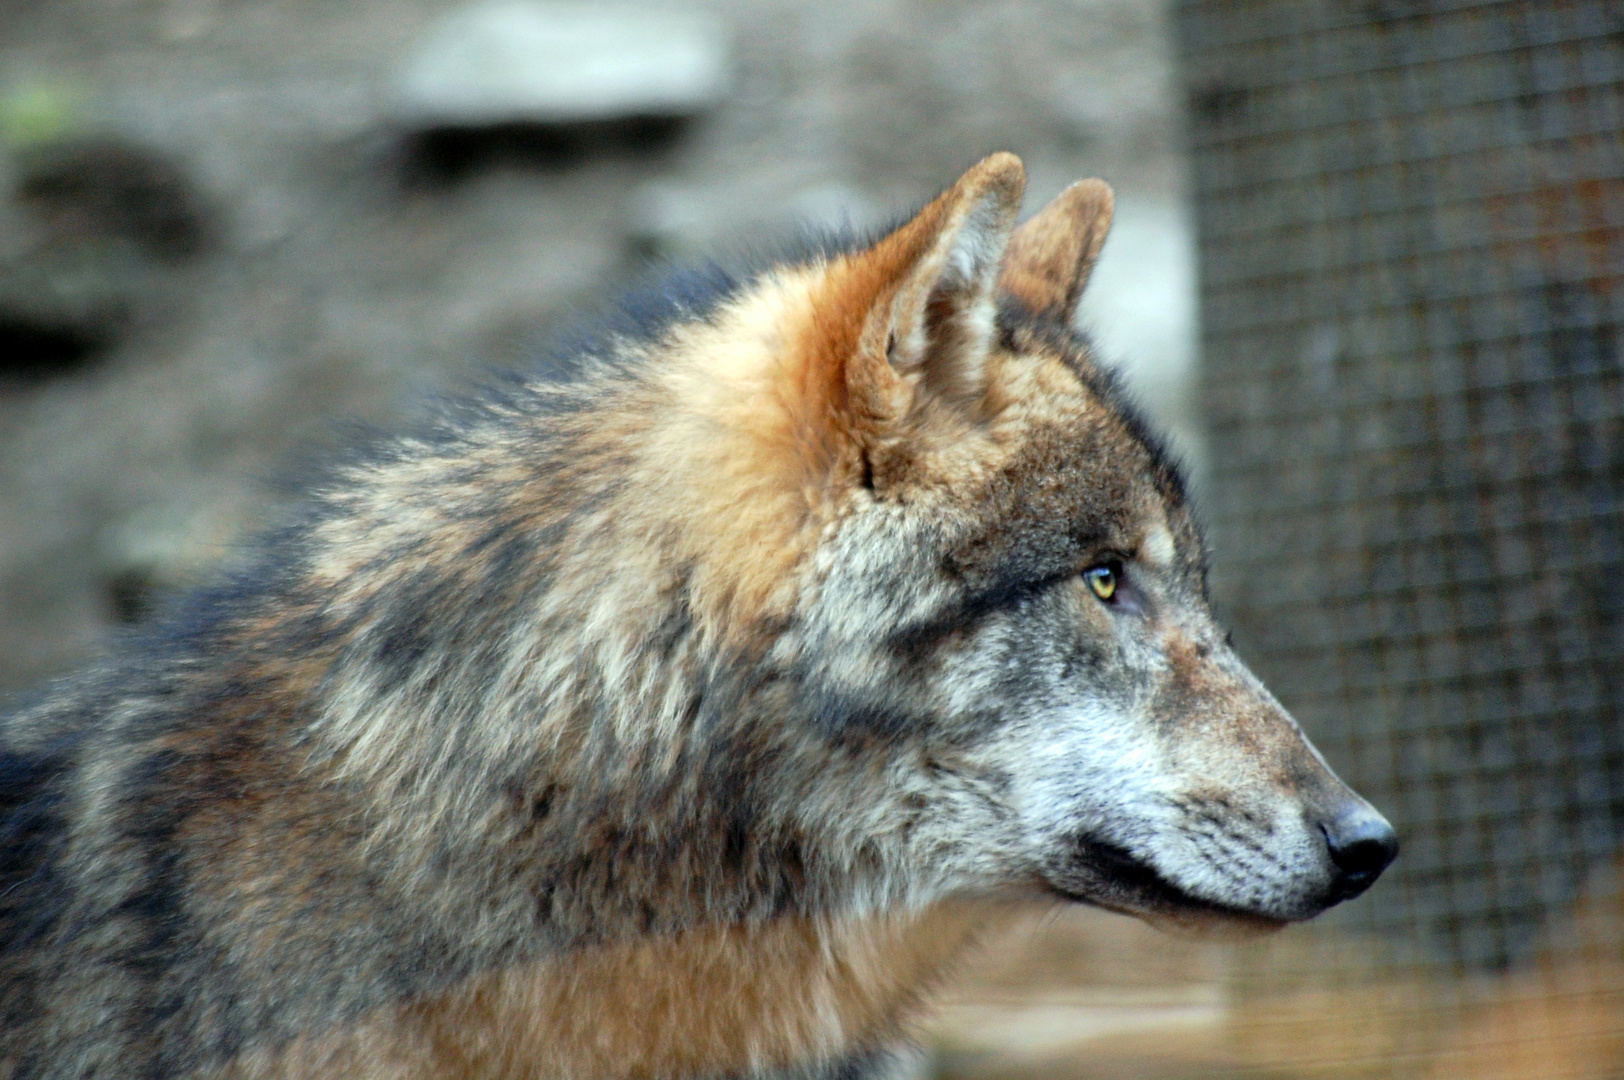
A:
[1318,802,1399,902]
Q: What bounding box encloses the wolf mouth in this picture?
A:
[1047,836,1290,930]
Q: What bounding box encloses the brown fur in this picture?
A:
[232,903,995,1080]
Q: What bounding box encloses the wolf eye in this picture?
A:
[1083,562,1119,602]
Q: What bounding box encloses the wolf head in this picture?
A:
[646,153,1399,929]
[307,155,1394,942]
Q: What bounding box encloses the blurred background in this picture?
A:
[0,1,1617,1077]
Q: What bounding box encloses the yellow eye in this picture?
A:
[1084,563,1117,602]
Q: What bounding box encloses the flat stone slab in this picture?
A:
[393,1,730,128]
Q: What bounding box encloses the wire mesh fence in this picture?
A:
[1175,1,1623,1074]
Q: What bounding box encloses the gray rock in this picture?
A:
[393,1,731,128]
[14,137,213,261]
[98,494,246,624]
[628,176,883,259]
[0,250,137,376]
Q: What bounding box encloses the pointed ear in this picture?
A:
[833,153,1025,425]
[997,178,1114,322]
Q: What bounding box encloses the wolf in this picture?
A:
[0,153,1396,1080]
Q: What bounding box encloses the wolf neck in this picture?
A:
[264,266,951,961]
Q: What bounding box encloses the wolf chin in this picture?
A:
[0,153,1396,1080]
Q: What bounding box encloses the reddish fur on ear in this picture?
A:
[793,153,1026,478]
[998,178,1114,321]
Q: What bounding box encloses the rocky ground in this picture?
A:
[0,0,1198,695]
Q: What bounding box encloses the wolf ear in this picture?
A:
[997,178,1114,322]
[834,153,1026,424]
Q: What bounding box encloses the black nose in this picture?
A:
[1321,805,1399,901]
